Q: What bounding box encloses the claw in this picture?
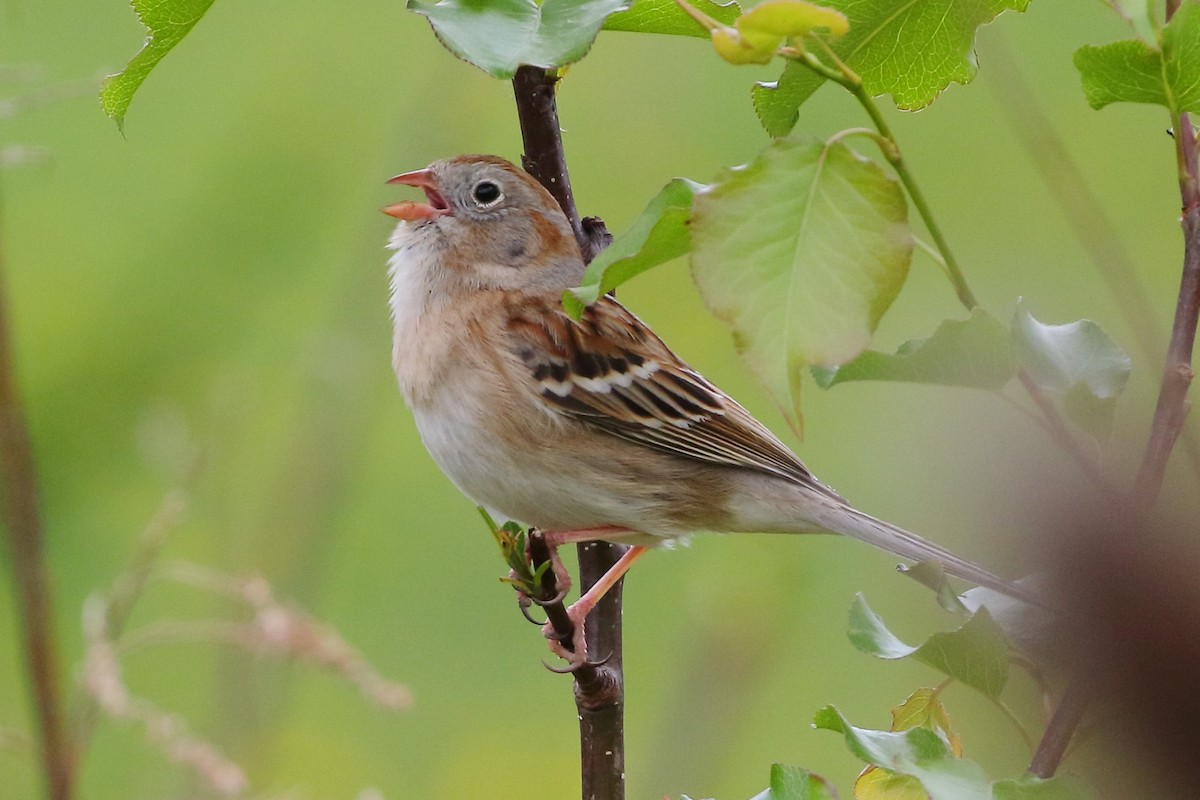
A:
[541,650,612,674]
[528,585,569,607]
[517,594,546,625]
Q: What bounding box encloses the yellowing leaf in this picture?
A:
[739,0,848,39]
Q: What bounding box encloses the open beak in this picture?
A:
[382,169,451,221]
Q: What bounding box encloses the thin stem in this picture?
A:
[1133,108,1200,504]
[0,182,71,797]
[796,42,978,310]
[512,65,625,800]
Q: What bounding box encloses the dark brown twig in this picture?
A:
[0,184,71,797]
[512,64,626,800]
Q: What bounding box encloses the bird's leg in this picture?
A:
[543,543,647,666]
[530,527,640,668]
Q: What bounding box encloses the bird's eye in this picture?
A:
[472,180,503,208]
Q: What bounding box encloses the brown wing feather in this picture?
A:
[505,295,843,500]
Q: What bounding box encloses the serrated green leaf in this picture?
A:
[1011,300,1131,442]
[408,0,629,79]
[991,773,1100,800]
[603,0,740,37]
[691,135,911,430]
[1074,1,1200,114]
[752,0,1029,136]
[814,706,991,800]
[849,594,1010,697]
[100,0,218,131]
[565,178,704,316]
[738,0,849,39]
[812,309,1015,390]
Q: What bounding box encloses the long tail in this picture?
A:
[817,502,1041,606]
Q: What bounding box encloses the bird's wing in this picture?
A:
[505,295,843,499]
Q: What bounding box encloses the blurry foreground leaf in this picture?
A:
[1011,300,1131,441]
[812,309,1015,390]
[604,0,741,37]
[753,0,1030,136]
[101,0,217,131]
[565,178,704,317]
[749,763,840,800]
[814,707,990,800]
[691,135,911,430]
[848,594,1009,697]
[408,0,629,79]
[1074,2,1200,114]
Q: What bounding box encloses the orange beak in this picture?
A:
[382,169,451,221]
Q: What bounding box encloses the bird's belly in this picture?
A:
[410,398,683,540]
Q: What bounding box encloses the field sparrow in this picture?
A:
[382,155,1031,647]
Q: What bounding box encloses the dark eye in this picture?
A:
[472,180,503,207]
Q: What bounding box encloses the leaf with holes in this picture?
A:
[101,0,218,131]
[408,0,629,79]
[691,135,911,430]
[752,0,1030,136]
[1074,2,1200,114]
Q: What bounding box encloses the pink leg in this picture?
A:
[566,545,647,622]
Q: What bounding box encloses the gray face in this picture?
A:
[431,160,540,223]
[411,157,584,293]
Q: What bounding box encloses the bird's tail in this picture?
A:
[816,502,1039,606]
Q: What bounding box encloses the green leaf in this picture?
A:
[408,0,629,79]
[564,178,704,317]
[1074,1,1200,114]
[898,562,971,614]
[848,594,1010,697]
[991,774,1100,800]
[691,135,911,430]
[814,706,991,800]
[748,764,840,800]
[1011,300,1131,441]
[855,688,964,799]
[603,0,741,37]
[812,309,1015,390]
[752,0,1030,136]
[100,0,218,131]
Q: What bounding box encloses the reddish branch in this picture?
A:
[1133,111,1200,503]
[512,65,626,800]
[0,191,71,798]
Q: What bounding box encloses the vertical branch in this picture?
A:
[0,187,71,797]
[1133,109,1200,504]
[511,65,625,800]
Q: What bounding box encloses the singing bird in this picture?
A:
[382,154,1029,659]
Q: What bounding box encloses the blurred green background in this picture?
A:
[0,1,1193,797]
